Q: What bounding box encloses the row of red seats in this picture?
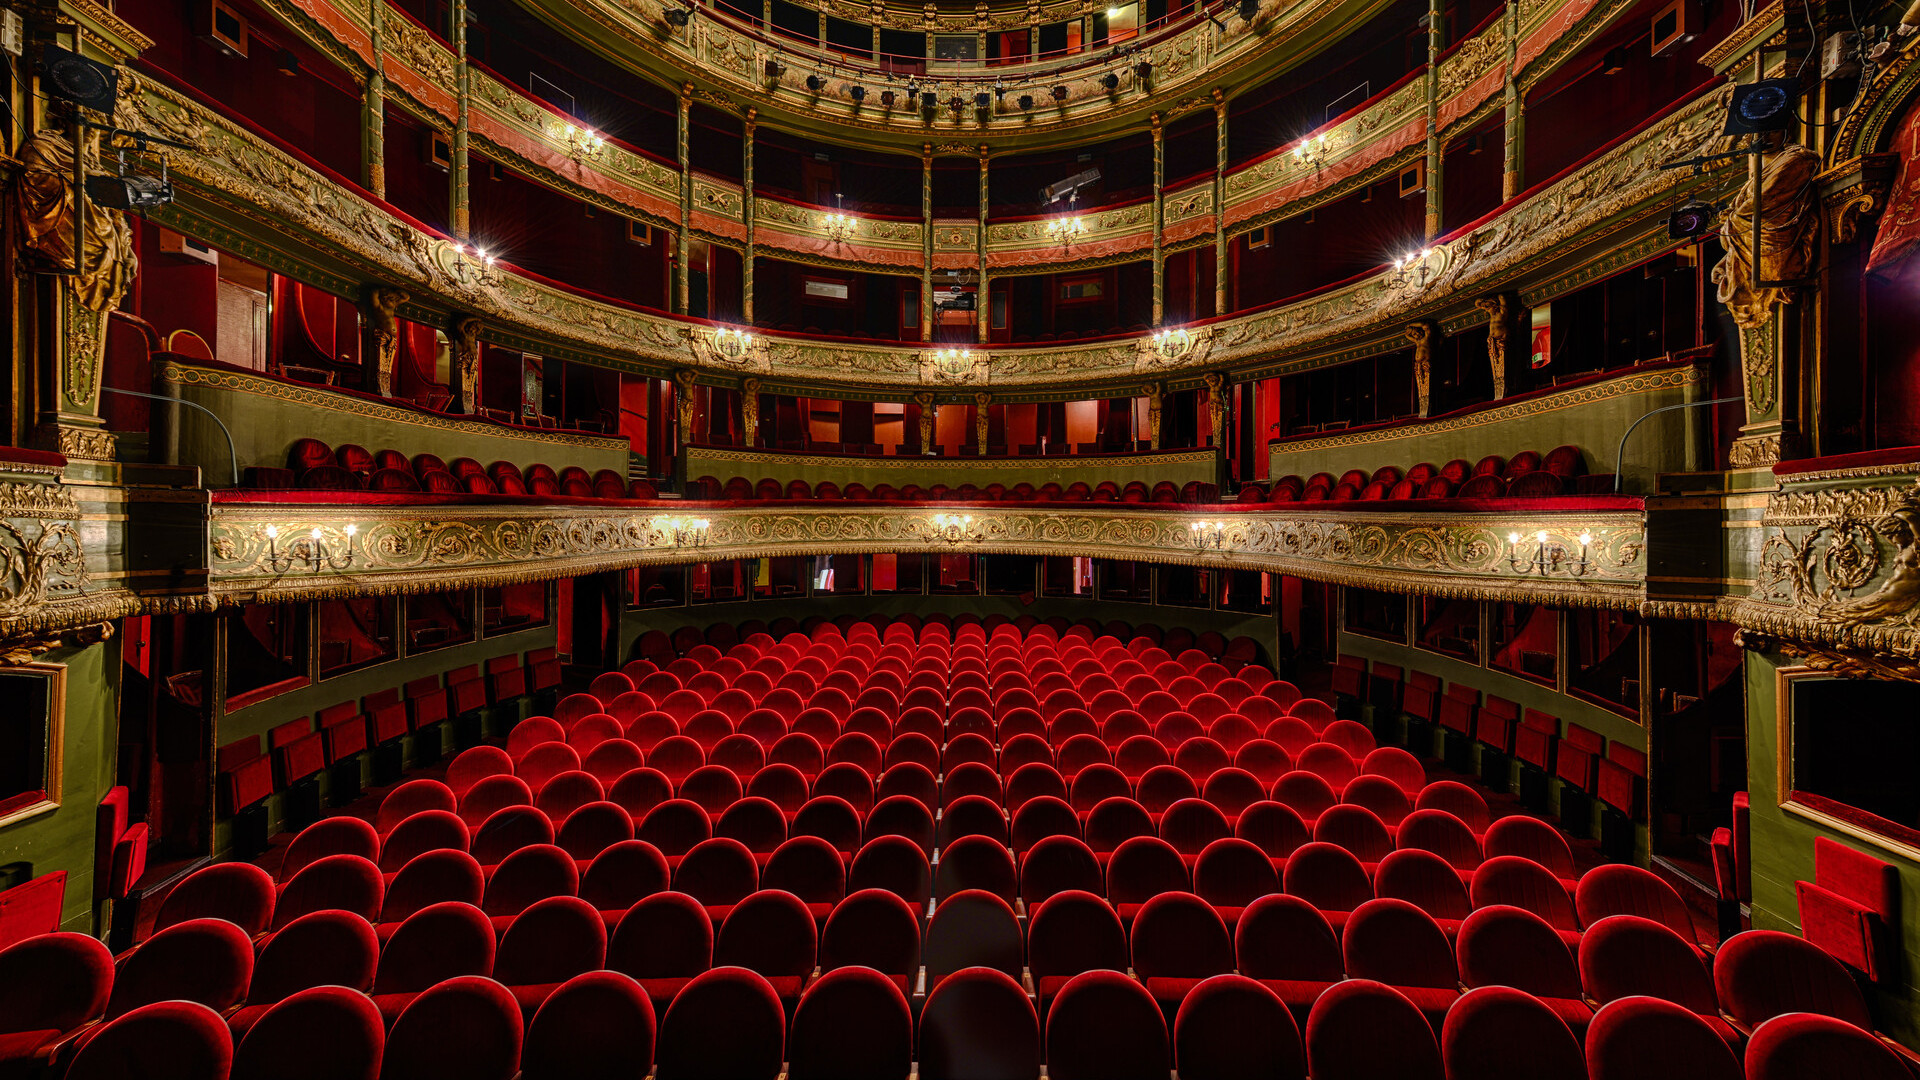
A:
[213,648,560,822]
[271,438,653,498]
[692,476,1223,504]
[29,878,1901,1080]
[1253,445,1604,502]
[628,613,1259,669]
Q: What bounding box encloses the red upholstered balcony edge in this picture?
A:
[0,445,68,469]
[207,489,1644,512]
[1773,446,1920,476]
[1788,790,1920,852]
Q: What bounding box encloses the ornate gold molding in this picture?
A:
[207,500,1650,609]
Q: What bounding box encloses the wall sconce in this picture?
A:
[265,523,356,573]
[1507,529,1591,576]
[1188,519,1229,550]
[822,212,857,243]
[1388,247,1438,289]
[455,243,501,286]
[656,516,711,548]
[1150,326,1192,361]
[1047,216,1087,247]
[561,124,605,162]
[1293,133,1329,168]
[712,326,754,361]
[932,348,976,380]
[930,513,983,544]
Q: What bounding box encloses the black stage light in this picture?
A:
[921,91,937,109]
[765,59,786,78]
[881,89,896,106]
[1135,60,1152,79]
[975,91,991,107]
[1239,0,1258,19]
[806,73,825,91]
[1666,199,1716,240]
[1051,84,1068,100]
[948,95,965,111]
[850,85,866,101]
[40,45,118,114]
[664,7,690,25]
[86,172,173,211]
[1018,93,1034,109]
[1100,72,1119,89]
[1724,77,1798,134]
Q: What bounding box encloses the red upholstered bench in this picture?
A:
[487,654,528,704]
[1797,836,1898,981]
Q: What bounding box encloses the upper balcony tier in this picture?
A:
[115,60,1739,397]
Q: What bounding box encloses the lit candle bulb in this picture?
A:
[265,524,279,539]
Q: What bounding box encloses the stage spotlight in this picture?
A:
[40,45,118,113]
[948,95,965,111]
[806,73,825,91]
[86,171,173,211]
[975,91,991,107]
[921,91,937,109]
[1666,199,1716,240]
[1018,93,1034,109]
[1100,72,1119,89]
[765,59,786,78]
[881,89,896,106]
[1051,84,1068,100]
[1134,60,1152,79]
[1724,77,1797,134]
[1239,0,1257,19]
[664,6,690,25]
[850,85,866,101]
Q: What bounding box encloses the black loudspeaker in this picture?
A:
[41,45,119,113]
[1517,764,1550,814]
[283,776,322,832]
[372,740,405,786]
[328,758,363,807]
[232,803,270,860]
[1558,786,1595,840]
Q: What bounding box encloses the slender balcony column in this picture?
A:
[1212,90,1228,317]
[677,84,694,315]
[743,108,757,324]
[977,145,990,345]
[363,0,386,199]
[1423,0,1445,239]
[1152,112,1165,327]
[1501,0,1523,199]
[450,0,470,239]
[921,143,934,342]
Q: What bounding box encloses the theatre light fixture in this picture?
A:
[656,516,712,548]
[1507,529,1591,575]
[265,524,356,573]
[1188,520,1229,550]
[930,514,984,544]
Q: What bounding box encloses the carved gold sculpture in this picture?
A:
[1712,144,1823,330]
[361,287,409,397]
[1405,320,1439,417]
[447,314,483,414]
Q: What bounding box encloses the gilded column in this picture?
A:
[977,145,990,345]
[921,143,935,342]
[1212,90,1228,317]
[677,84,694,315]
[447,314,481,413]
[1151,112,1165,327]
[1422,0,1444,239]
[363,0,387,199]
[1500,0,1522,200]
[743,108,757,324]
[450,0,470,240]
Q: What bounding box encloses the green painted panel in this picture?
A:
[0,642,121,936]
[1744,651,1920,1045]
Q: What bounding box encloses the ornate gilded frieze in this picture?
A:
[207,499,1648,608]
[0,470,99,644]
[1738,463,1920,666]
